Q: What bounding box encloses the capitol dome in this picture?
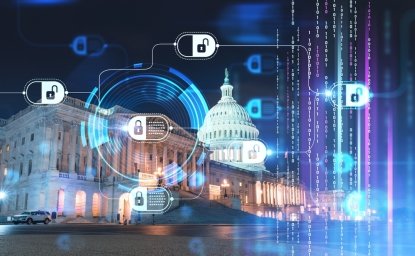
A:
[198,69,259,144]
[198,69,264,170]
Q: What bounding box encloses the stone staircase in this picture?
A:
[140,190,275,225]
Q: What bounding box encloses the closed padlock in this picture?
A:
[351,87,363,103]
[135,191,144,206]
[46,85,58,100]
[248,144,260,159]
[197,38,209,53]
[134,120,143,135]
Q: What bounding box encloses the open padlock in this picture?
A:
[248,144,260,160]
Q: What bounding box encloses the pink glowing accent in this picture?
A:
[387,112,394,256]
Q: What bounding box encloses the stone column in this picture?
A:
[152,144,158,173]
[126,139,133,175]
[203,155,210,198]
[56,123,64,171]
[172,149,178,185]
[48,122,59,170]
[85,147,92,177]
[139,143,145,173]
[182,152,189,191]
[191,154,196,190]
[68,124,77,174]
[232,147,237,162]
[162,146,168,170]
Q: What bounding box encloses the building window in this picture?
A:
[216,178,219,183]
[6,144,9,152]
[21,137,25,145]
[58,132,62,140]
[19,162,23,177]
[149,154,153,161]
[75,191,86,217]
[28,160,32,176]
[159,157,163,163]
[15,195,19,210]
[24,193,28,210]
[56,158,60,170]
[30,133,34,141]
[92,193,101,217]
[14,141,17,149]
[4,168,7,176]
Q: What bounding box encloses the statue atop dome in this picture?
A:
[220,68,234,102]
[224,68,230,84]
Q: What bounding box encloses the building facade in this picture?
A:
[0,72,306,222]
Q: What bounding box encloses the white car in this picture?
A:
[12,210,52,225]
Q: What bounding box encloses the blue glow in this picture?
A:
[179,205,192,219]
[343,191,366,219]
[189,172,205,188]
[169,67,193,85]
[87,115,110,149]
[71,36,87,56]
[55,234,71,252]
[196,152,206,166]
[0,191,7,200]
[80,121,87,147]
[17,0,77,5]
[246,54,262,74]
[217,4,279,43]
[85,87,98,109]
[188,237,205,255]
[333,152,355,174]
[170,67,209,129]
[38,141,50,155]
[245,98,262,119]
[70,35,106,57]
[133,63,143,68]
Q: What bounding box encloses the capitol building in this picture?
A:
[0,70,306,222]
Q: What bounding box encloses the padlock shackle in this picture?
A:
[135,120,142,126]
[203,38,209,46]
[51,85,58,92]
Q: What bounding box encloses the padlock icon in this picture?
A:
[46,85,58,100]
[135,191,144,206]
[134,120,144,135]
[248,144,260,160]
[197,38,209,53]
[350,87,363,103]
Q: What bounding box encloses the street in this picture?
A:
[0,222,409,255]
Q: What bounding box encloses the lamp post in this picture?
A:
[221,179,230,198]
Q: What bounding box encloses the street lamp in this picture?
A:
[221,179,230,198]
